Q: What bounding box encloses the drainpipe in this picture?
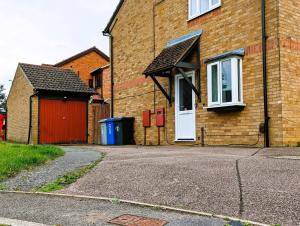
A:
[103,32,114,118]
[27,91,38,144]
[261,0,270,147]
[152,1,156,114]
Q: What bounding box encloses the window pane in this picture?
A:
[222,60,232,103]
[190,0,198,17]
[96,74,102,88]
[237,59,241,102]
[179,77,193,111]
[200,0,209,13]
[211,64,218,103]
[211,0,220,6]
[89,79,93,88]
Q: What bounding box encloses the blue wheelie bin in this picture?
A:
[106,118,116,145]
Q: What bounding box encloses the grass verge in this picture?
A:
[0,184,6,191]
[0,142,64,181]
[37,153,105,192]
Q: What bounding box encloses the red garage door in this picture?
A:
[39,99,87,144]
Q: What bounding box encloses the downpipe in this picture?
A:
[103,32,114,118]
[261,0,270,147]
[27,91,38,144]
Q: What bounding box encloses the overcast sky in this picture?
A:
[0,0,119,94]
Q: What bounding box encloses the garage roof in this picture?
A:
[20,63,95,94]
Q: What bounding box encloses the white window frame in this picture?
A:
[207,57,244,108]
[188,0,221,20]
[207,62,220,106]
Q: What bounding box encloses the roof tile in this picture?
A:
[19,63,95,94]
[143,36,199,75]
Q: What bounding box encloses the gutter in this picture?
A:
[27,91,38,144]
[261,0,270,147]
[103,0,124,34]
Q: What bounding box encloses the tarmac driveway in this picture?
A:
[60,146,300,226]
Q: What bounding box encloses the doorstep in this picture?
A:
[174,140,200,146]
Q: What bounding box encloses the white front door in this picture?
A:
[175,72,196,141]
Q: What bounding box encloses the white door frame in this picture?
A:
[175,71,196,141]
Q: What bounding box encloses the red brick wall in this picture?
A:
[58,51,109,89]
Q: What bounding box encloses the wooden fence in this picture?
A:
[90,103,110,144]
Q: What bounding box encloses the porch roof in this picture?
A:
[143,36,200,76]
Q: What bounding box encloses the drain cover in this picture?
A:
[272,156,300,160]
[108,214,168,226]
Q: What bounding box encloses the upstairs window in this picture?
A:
[88,79,94,88]
[207,57,243,107]
[95,74,102,89]
[189,0,221,20]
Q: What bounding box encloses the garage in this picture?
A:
[39,98,87,144]
[7,63,95,144]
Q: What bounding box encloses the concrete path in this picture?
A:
[59,146,300,226]
[0,147,101,191]
[0,192,225,226]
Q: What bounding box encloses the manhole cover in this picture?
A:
[108,214,168,226]
[272,156,300,160]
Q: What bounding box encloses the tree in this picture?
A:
[0,85,7,113]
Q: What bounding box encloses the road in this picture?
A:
[0,192,225,226]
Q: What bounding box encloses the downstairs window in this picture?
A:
[207,57,243,108]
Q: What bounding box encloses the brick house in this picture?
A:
[55,47,110,102]
[7,64,95,144]
[103,0,300,147]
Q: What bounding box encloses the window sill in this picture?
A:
[175,139,196,142]
[187,5,221,22]
[204,103,246,112]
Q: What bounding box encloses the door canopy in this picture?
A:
[143,35,201,104]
